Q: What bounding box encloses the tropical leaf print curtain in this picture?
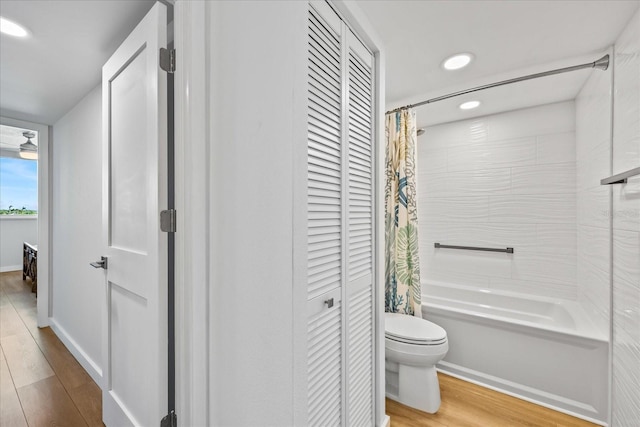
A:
[385,109,421,317]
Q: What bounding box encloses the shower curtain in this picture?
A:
[385,109,422,317]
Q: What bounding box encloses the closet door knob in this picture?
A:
[324,298,334,308]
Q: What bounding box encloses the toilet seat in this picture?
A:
[385,312,447,345]
[385,334,447,346]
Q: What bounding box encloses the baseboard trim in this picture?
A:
[49,318,102,386]
[380,414,391,427]
[437,362,607,426]
[0,265,22,273]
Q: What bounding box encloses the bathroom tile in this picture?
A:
[576,73,612,153]
[577,185,610,228]
[488,101,575,141]
[579,286,610,336]
[537,224,577,255]
[612,28,640,174]
[417,221,450,244]
[427,249,512,280]
[418,101,581,307]
[536,132,576,165]
[511,163,576,195]
[612,180,640,233]
[511,249,577,286]
[576,140,611,190]
[578,250,610,329]
[612,229,640,287]
[447,136,536,172]
[417,172,450,198]
[612,92,640,173]
[423,118,489,149]
[419,196,489,224]
[489,194,576,224]
[612,343,640,426]
[448,168,512,196]
[577,225,610,274]
[419,169,511,198]
[611,12,640,423]
[418,146,448,174]
[418,221,450,275]
[423,271,491,289]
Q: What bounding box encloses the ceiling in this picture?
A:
[0,1,638,128]
[356,0,639,127]
[0,124,38,155]
[0,0,155,125]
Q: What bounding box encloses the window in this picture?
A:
[0,157,37,215]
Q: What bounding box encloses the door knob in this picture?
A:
[90,256,108,269]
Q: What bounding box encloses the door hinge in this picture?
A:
[160,410,177,427]
[160,48,176,73]
[160,209,177,233]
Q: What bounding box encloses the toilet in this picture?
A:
[385,312,448,414]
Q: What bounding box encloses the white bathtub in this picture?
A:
[423,282,609,425]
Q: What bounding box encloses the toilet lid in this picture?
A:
[385,312,447,343]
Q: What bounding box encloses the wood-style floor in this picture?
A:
[387,373,599,427]
[0,271,102,426]
[1,270,599,427]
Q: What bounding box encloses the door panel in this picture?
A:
[110,49,149,256]
[307,3,344,426]
[101,2,168,426]
[346,31,375,427]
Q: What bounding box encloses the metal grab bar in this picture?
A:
[600,167,640,185]
[434,243,514,254]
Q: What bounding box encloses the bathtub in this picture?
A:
[422,282,609,425]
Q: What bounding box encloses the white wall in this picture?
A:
[418,101,578,300]
[51,84,103,381]
[207,2,308,425]
[611,8,640,426]
[0,216,37,271]
[575,50,612,337]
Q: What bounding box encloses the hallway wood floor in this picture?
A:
[2,270,599,427]
[0,271,102,427]
[387,374,599,427]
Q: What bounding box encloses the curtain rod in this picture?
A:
[386,54,610,114]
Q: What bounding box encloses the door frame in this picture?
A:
[173,1,210,425]
[0,116,50,328]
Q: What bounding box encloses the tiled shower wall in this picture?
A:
[575,51,612,337]
[418,101,578,300]
[611,8,640,427]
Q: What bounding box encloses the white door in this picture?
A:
[100,2,168,425]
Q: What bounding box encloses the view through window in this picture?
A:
[0,127,38,215]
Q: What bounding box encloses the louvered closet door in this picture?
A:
[307,2,375,426]
[345,31,375,427]
[307,2,343,426]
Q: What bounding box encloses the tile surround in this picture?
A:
[419,101,578,300]
[611,8,640,426]
[574,47,613,339]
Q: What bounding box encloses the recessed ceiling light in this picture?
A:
[459,100,481,110]
[443,53,473,70]
[0,17,29,38]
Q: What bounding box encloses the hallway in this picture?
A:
[0,271,102,426]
